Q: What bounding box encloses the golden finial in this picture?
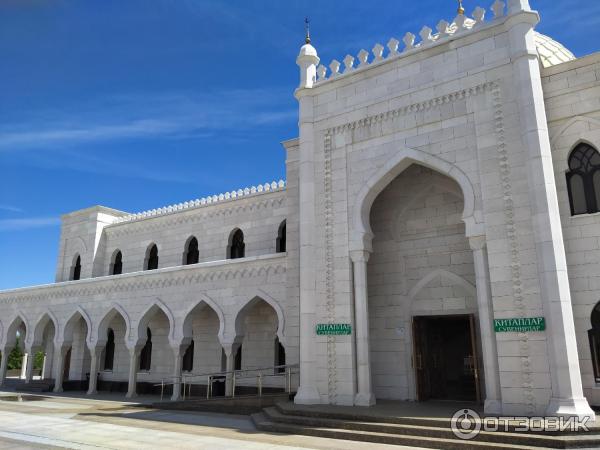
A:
[304,17,311,44]
[457,0,465,15]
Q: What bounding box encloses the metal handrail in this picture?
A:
[154,364,299,401]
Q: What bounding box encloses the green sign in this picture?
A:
[494,317,545,333]
[316,323,352,335]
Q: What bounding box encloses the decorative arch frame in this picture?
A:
[232,289,286,346]
[31,310,60,348]
[227,227,245,259]
[5,312,29,348]
[408,269,476,301]
[550,116,600,171]
[351,147,480,252]
[94,303,131,347]
[143,242,160,271]
[180,294,226,345]
[109,248,123,275]
[182,235,199,265]
[135,298,175,346]
[62,306,93,346]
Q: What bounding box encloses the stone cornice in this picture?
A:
[0,253,286,304]
[326,81,494,136]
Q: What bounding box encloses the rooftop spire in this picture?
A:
[304,17,311,44]
[457,0,465,15]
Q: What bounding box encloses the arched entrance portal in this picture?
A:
[367,165,480,402]
[350,150,501,413]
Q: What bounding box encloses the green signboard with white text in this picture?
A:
[316,323,352,335]
[494,317,545,333]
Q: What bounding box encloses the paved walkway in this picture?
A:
[0,392,412,450]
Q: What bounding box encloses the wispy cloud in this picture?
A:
[0,217,59,232]
[0,205,23,213]
[0,89,295,152]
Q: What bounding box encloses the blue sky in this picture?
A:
[0,0,597,289]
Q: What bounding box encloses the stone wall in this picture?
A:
[542,53,600,406]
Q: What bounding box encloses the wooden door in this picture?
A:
[468,314,482,403]
[412,317,428,401]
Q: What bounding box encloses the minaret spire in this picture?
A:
[304,17,311,44]
[457,0,465,15]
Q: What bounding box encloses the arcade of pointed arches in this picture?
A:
[0,293,287,400]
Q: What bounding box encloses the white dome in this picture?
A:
[535,32,576,68]
[298,42,318,59]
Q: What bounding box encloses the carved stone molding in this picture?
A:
[0,259,286,305]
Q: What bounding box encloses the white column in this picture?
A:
[0,347,9,387]
[222,342,240,397]
[20,353,28,380]
[171,344,185,401]
[24,350,35,382]
[126,347,140,398]
[469,236,503,414]
[351,250,375,406]
[53,345,68,393]
[507,9,594,420]
[87,345,102,395]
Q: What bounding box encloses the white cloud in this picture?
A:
[0,217,60,232]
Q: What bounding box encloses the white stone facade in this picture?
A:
[1,0,600,419]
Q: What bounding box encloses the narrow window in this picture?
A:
[276,220,286,253]
[589,303,600,383]
[234,345,242,371]
[111,251,123,275]
[229,229,245,259]
[103,329,115,371]
[145,244,159,270]
[71,255,81,281]
[566,143,600,215]
[274,337,286,373]
[182,340,194,372]
[184,237,199,265]
[139,328,152,371]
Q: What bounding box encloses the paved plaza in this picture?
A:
[0,392,409,450]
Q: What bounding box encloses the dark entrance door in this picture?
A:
[413,314,479,402]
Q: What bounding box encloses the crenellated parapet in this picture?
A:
[111,180,286,226]
[314,0,506,84]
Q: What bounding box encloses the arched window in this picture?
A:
[139,328,152,371]
[182,340,194,372]
[276,220,286,253]
[234,345,242,371]
[145,244,159,270]
[71,255,81,281]
[103,329,115,371]
[228,229,245,259]
[184,237,199,265]
[589,303,600,383]
[274,337,286,373]
[111,250,123,275]
[566,143,600,215]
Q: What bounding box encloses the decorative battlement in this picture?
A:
[110,180,286,226]
[314,0,506,85]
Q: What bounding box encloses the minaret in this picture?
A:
[296,18,319,89]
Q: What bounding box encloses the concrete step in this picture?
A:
[153,393,292,415]
[251,411,535,450]
[255,405,600,449]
